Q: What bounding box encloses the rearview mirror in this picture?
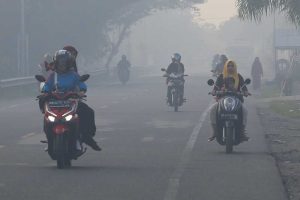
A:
[35,75,46,82]
[80,74,90,82]
[207,79,214,86]
[244,78,251,85]
[161,68,166,72]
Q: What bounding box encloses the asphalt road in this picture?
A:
[0,75,287,200]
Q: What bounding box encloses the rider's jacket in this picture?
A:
[214,74,247,102]
[42,71,86,93]
[166,62,184,74]
[117,59,131,69]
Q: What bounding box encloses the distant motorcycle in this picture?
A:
[35,74,89,169]
[207,77,251,153]
[118,67,130,85]
[161,68,188,112]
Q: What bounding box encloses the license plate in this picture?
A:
[221,114,238,120]
[48,100,72,108]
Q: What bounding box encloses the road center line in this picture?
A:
[163,105,211,200]
[141,136,154,142]
[21,132,36,139]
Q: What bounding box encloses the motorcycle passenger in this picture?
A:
[39,53,54,78]
[165,53,185,105]
[63,45,78,72]
[208,60,249,142]
[214,54,228,76]
[42,50,101,151]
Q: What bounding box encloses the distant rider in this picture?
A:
[165,53,185,105]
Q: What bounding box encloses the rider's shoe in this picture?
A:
[83,137,102,151]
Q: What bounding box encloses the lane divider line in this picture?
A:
[21,132,36,139]
[141,137,154,142]
[163,104,211,200]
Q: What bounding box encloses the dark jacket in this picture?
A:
[214,73,248,102]
[166,62,184,74]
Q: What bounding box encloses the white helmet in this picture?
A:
[43,53,53,64]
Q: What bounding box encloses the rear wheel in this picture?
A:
[225,127,234,154]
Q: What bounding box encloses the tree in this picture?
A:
[237,0,300,26]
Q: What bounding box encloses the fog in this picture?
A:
[0,0,287,80]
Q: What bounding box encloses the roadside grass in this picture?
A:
[269,100,300,118]
[260,83,281,98]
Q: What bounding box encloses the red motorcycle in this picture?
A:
[35,75,89,169]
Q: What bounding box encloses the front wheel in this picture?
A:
[173,92,178,112]
[225,127,234,154]
[54,135,69,169]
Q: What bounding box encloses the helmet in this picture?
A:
[43,53,53,64]
[63,45,78,58]
[171,53,181,62]
[220,54,228,62]
[54,50,73,74]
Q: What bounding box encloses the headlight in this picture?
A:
[65,115,73,121]
[48,115,56,122]
[223,97,236,111]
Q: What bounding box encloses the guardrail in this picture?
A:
[0,76,36,88]
[0,69,108,88]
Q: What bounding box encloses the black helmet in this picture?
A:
[220,54,228,62]
[54,50,73,74]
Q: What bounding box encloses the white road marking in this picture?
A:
[21,132,36,139]
[100,105,108,109]
[141,137,154,142]
[163,105,211,200]
[19,133,45,145]
[8,104,18,109]
[0,145,5,149]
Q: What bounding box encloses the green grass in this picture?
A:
[270,100,300,118]
[260,83,281,98]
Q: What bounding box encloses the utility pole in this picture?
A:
[19,0,28,76]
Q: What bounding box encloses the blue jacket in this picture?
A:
[42,71,87,93]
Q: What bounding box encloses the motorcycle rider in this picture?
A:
[214,54,228,76]
[42,50,101,151]
[208,60,249,142]
[211,54,220,74]
[117,55,131,72]
[165,53,185,105]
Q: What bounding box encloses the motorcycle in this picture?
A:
[35,74,89,169]
[207,77,251,153]
[161,68,188,112]
[118,66,130,85]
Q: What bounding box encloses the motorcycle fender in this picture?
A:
[225,120,234,128]
[52,124,69,135]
